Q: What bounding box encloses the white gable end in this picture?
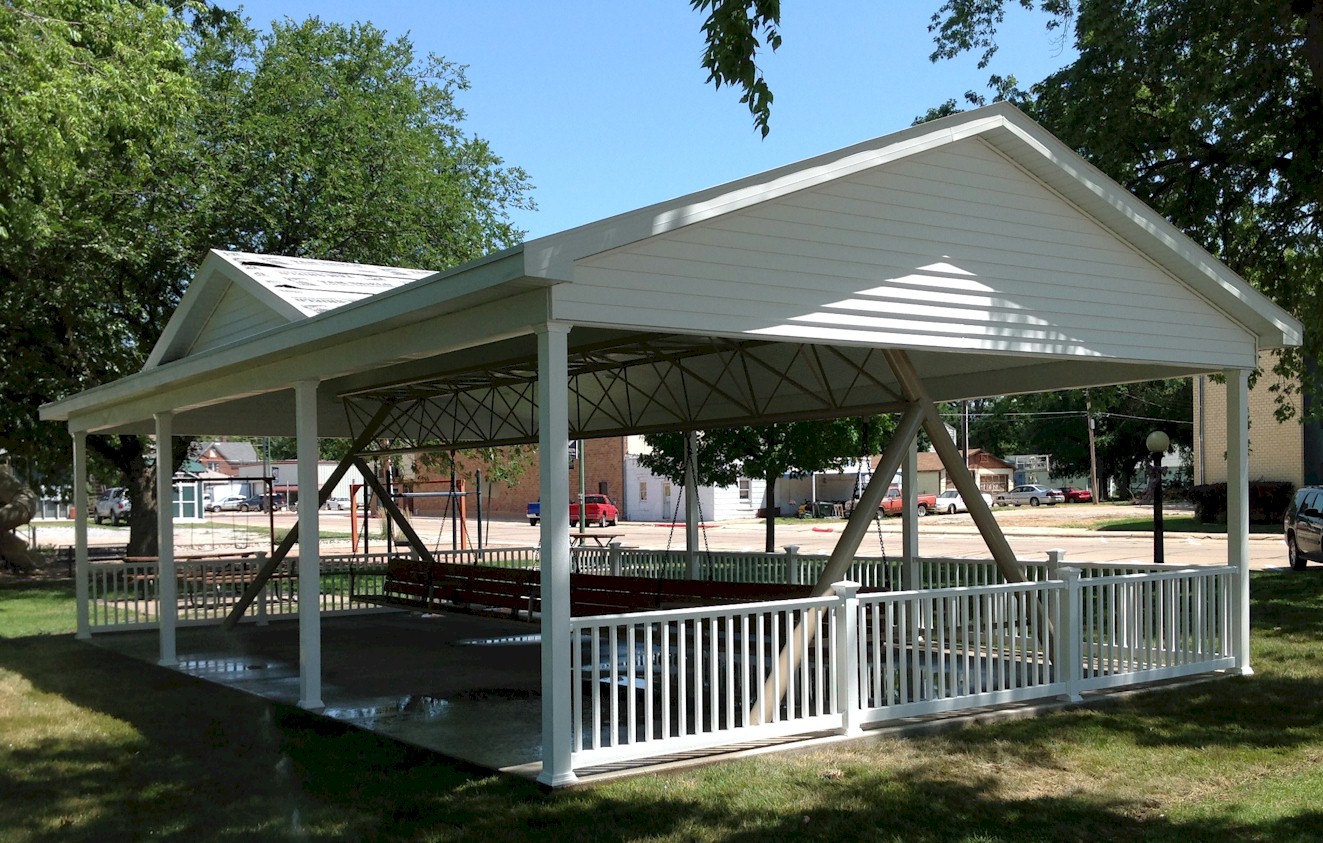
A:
[184,282,295,359]
[556,139,1256,369]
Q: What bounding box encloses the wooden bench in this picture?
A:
[569,573,815,617]
[370,560,856,621]
[55,545,128,574]
[372,558,541,619]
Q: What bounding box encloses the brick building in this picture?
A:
[404,438,628,521]
[1192,350,1322,486]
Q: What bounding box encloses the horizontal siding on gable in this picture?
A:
[187,284,291,357]
[556,139,1256,368]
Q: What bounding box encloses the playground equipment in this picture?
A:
[0,468,41,573]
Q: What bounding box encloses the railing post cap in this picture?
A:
[608,539,623,547]
[784,544,800,553]
[832,580,861,598]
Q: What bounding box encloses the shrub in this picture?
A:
[1190,481,1294,524]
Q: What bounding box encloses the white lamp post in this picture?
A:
[1146,430,1171,563]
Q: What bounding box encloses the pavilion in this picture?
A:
[42,103,1301,786]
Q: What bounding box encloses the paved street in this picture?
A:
[31,501,1289,572]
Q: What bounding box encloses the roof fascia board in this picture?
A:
[522,111,1008,280]
[978,109,1302,349]
[49,288,550,433]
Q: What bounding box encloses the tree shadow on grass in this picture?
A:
[3,571,1323,840]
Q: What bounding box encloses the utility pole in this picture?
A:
[1086,390,1100,503]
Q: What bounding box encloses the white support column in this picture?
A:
[537,323,577,788]
[154,412,177,667]
[1226,367,1252,675]
[295,380,324,708]
[72,430,90,640]
[901,438,918,568]
[684,431,700,580]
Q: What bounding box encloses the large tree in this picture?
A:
[1023,1,1323,414]
[959,379,1193,497]
[0,0,200,551]
[188,16,531,265]
[3,6,532,554]
[640,416,898,550]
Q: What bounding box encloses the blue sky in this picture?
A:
[234,2,1076,240]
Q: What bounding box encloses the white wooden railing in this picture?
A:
[84,544,1174,634]
[569,565,1236,771]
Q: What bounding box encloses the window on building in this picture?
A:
[738,479,751,500]
[639,481,648,501]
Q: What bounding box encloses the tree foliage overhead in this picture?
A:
[690,0,783,136]
[1023,0,1323,411]
[0,0,200,544]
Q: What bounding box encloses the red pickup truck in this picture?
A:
[527,494,621,527]
[879,487,937,517]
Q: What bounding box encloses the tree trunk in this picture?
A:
[763,473,777,552]
[88,434,160,558]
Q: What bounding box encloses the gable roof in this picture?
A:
[145,251,437,368]
[525,102,1299,353]
[199,440,258,465]
[42,104,1302,445]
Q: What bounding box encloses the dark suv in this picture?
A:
[1283,486,1323,571]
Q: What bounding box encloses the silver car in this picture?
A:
[995,484,1064,507]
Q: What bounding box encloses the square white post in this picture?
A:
[295,380,324,708]
[1226,367,1252,675]
[72,430,90,639]
[537,323,577,787]
[685,431,701,580]
[1055,567,1083,702]
[833,580,862,735]
[154,412,178,667]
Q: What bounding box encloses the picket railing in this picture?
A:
[568,565,1236,771]
[84,543,1173,634]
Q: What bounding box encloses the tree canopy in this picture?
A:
[1,4,532,552]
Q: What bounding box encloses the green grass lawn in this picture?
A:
[1078,515,1282,535]
[3,572,1323,842]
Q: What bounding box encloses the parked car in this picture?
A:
[934,489,994,514]
[93,487,131,526]
[529,495,622,527]
[1058,486,1093,503]
[879,487,937,517]
[1284,486,1323,571]
[241,493,285,512]
[995,484,1065,507]
[324,497,351,511]
[209,494,249,512]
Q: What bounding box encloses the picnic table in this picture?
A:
[569,532,623,548]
